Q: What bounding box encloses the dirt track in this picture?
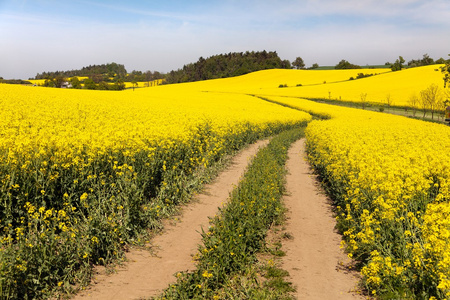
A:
[72,138,364,300]
[281,139,364,299]
[72,140,269,300]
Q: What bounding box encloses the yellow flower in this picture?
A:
[202,270,213,278]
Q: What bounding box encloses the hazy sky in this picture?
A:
[1,0,449,79]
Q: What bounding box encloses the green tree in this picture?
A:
[90,74,103,84]
[42,75,67,88]
[408,53,435,68]
[83,78,97,90]
[436,57,448,64]
[164,51,290,84]
[391,56,405,71]
[442,55,450,116]
[292,57,305,69]
[311,63,319,69]
[131,80,138,91]
[421,53,434,65]
[42,78,56,87]
[335,59,360,69]
[281,59,291,69]
[97,81,110,90]
[114,79,126,90]
[441,54,450,88]
[54,75,67,88]
[70,77,82,89]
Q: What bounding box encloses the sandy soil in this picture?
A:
[281,139,365,299]
[72,137,365,300]
[71,140,269,300]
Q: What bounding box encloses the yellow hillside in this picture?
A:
[0,82,308,161]
[185,68,390,92]
[27,79,46,85]
[249,65,444,106]
[25,65,445,107]
[171,65,444,106]
[124,79,163,88]
[2,60,450,299]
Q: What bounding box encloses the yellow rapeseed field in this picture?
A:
[124,79,163,88]
[28,77,91,85]
[27,79,47,85]
[2,63,449,298]
[262,65,444,106]
[262,95,450,298]
[0,82,310,298]
[231,65,443,106]
[190,67,390,93]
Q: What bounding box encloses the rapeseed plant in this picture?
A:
[0,83,310,298]
[264,95,450,298]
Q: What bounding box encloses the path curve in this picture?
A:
[72,140,269,300]
[282,139,365,299]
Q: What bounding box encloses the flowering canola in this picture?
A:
[263,95,450,299]
[0,82,310,298]
[1,64,448,298]
[217,65,443,106]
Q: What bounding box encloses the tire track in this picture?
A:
[72,140,269,300]
[281,139,365,299]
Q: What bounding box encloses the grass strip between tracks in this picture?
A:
[156,127,305,299]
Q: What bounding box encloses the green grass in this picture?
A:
[0,120,306,300]
[155,127,306,299]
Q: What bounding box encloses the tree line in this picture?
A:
[0,79,32,85]
[333,54,449,72]
[34,62,165,90]
[39,75,127,90]
[164,51,291,84]
[3,52,449,89]
[388,54,449,71]
[35,63,127,80]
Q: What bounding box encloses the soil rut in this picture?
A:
[73,138,365,300]
[282,138,365,299]
[72,140,269,300]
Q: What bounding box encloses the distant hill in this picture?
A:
[0,79,33,85]
[34,62,127,80]
[34,62,164,83]
[164,51,291,84]
[31,51,291,85]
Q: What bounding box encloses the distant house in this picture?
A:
[61,81,72,88]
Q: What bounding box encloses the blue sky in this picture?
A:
[0,0,449,79]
